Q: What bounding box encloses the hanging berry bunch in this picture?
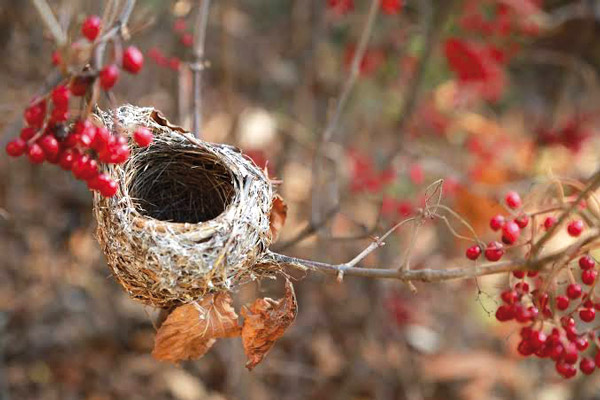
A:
[5,12,153,198]
[462,187,600,379]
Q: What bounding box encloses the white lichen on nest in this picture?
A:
[93,105,277,308]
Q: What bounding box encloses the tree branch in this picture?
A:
[31,0,67,46]
[310,0,379,227]
[268,228,600,283]
[191,0,212,139]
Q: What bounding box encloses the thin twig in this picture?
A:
[31,0,67,46]
[269,228,600,283]
[94,0,137,70]
[310,0,379,227]
[191,0,212,139]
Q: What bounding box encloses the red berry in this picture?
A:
[543,216,557,230]
[514,305,532,323]
[502,220,520,244]
[500,289,518,304]
[556,296,570,310]
[514,214,529,229]
[63,133,81,148]
[88,173,111,191]
[92,127,112,152]
[100,179,118,197]
[50,108,68,124]
[563,343,579,364]
[529,330,546,350]
[72,155,91,179]
[580,308,595,322]
[595,352,600,367]
[38,135,60,162]
[20,127,36,141]
[51,85,70,108]
[556,361,577,378]
[484,241,504,262]
[123,46,144,74]
[550,342,565,361]
[489,214,505,231]
[58,149,75,170]
[24,101,46,128]
[579,255,595,270]
[133,126,153,147]
[575,337,589,351]
[567,220,584,237]
[514,282,529,294]
[51,50,62,66]
[580,358,595,375]
[512,270,525,279]
[99,64,120,90]
[180,33,193,47]
[70,76,90,96]
[505,191,522,209]
[173,18,186,32]
[5,138,27,157]
[27,143,45,164]
[381,0,403,15]
[465,245,481,260]
[517,339,534,356]
[566,283,582,299]
[495,304,514,321]
[527,270,538,277]
[81,15,101,41]
[582,269,597,285]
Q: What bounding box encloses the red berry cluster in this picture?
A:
[461,189,599,378]
[444,38,506,102]
[5,90,154,196]
[465,191,526,262]
[494,252,600,379]
[536,115,592,153]
[465,191,588,263]
[4,15,152,198]
[348,149,396,194]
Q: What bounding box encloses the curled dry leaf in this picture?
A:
[269,194,287,243]
[241,279,297,370]
[150,110,187,133]
[152,293,240,363]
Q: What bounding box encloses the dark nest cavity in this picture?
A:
[128,144,235,224]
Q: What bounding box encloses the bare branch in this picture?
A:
[310,0,380,227]
[269,228,600,283]
[191,0,212,139]
[31,0,67,46]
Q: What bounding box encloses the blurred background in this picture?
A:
[2,0,600,399]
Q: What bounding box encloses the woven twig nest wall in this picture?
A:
[93,105,280,308]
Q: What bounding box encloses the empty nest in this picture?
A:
[93,105,278,308]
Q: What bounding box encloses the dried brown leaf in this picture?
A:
[241,279,297,370]
[269,195,287,243]
[152,293,240,363]
[150,110,187,133]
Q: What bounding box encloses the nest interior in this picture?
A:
[128,143,235,224]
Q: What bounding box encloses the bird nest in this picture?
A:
[93,105,279,308]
